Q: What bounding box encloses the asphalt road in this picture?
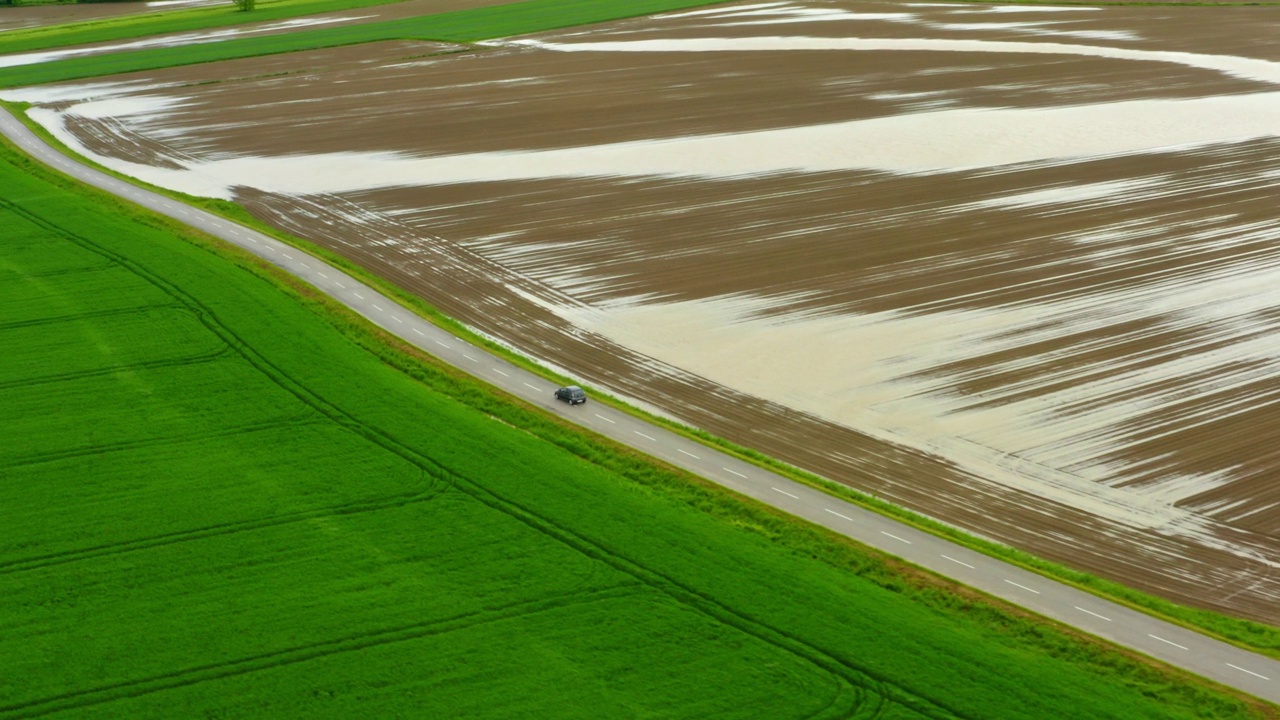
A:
[5,107,1279,704]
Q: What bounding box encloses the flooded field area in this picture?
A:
[9,0,1280,622]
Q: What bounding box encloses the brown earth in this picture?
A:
[19,0,1280,624]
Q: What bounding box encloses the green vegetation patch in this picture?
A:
[0,137,1272,718]
[0,0,413,56]
[0,0,731,87]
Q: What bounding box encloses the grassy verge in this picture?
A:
[8,126,1278,718]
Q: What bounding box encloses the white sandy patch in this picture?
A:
[510,36,1280,86]
[0,81,176,105]
[973,178,1163,209]
[986,4,1099,11]
[657,3,797,19]
[721,12,916,26]
[69,94,191,120]
[15,78,1280,202]
[30,90,1280,199]
[533,226,1280,553]
[931,21,1057,30]
[652,2,918,26]
[920,20,1139,42]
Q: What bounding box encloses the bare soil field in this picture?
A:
[9,0,1280,623]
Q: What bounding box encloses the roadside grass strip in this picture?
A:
[0,140,1273,718]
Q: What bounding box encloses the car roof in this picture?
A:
[562,385,583,392]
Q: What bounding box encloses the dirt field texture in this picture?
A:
[8,0,1280,628]
[9,134,1269,719]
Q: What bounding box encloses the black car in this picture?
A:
[554,385,587,405]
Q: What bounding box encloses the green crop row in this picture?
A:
[1,131,1272,718]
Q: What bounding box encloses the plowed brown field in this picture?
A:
[11,0,1280,623]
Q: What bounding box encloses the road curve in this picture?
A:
[4,107,1278,704]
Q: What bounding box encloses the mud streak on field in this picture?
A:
[9,0,1280,622]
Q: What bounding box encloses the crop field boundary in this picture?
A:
[3,113,1276,718]
[6,87,1280,663]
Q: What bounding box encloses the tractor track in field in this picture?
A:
[0,586,641,720]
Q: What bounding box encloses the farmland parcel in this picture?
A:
[5,133,1271,717]
[12,0,1280,629]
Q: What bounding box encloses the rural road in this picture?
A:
[5,107,1279,704]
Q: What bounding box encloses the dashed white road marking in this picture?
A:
[771,487,798,499]
[392,316,403,323]
[353,292,364,299]
[635,431,657,441]
[282,254,294,260]
[372,304,384,311]
[941,555,974,569]
[595,414,615,423]
[412,328,425,336]
[335,281,345,288]
[678,448,700,459]
[1149,635,1188,650]
[492,368,508,377]
[824,508,854,522]
[436,340,450,348]
[1004,580,1040,594]
[318,272,328,278]
[523,382,539,390]
[1075,606,1112,622]
[1227,663,1270,681]
[723,467,747,479]
[463,354,479,363]
[881,531,911,544]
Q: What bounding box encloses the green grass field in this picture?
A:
[1,133,1271,719]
